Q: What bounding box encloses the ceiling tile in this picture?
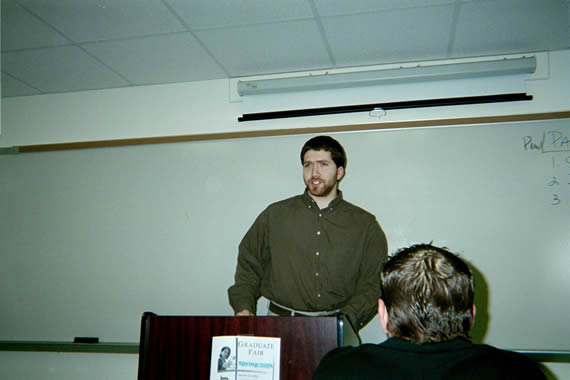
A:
[1,0,568,98]
[165,0,314,29]
[1,72,42,97]
[2,46,130,93]
[18,0,186,42]
[195,20,331,77]
[322,5,455,67]
[1,0,69,51]
[314,0,455,17]
[453,0,568,56]
[82,33,228,85]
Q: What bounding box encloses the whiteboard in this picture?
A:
[0,118,568,351]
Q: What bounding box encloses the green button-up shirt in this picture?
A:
[228,190,388,329]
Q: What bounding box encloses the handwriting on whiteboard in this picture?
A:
[522,130,569,153]
[522,130,570,206]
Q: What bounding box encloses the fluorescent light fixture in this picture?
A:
[237,57,536,96]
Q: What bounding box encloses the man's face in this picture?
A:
[302,149,344,198]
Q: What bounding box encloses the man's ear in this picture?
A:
[336,166,345,182]
[378,299,389,334]
[470,304,476,329]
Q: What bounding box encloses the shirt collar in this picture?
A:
[381,336,473,353]
[302,189,344,210]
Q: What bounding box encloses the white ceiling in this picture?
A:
[2,0,568,98]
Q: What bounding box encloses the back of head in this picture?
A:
[381,244,474,343]
[300,136,347,169]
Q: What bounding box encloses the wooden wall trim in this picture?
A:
[1,341,569,363]
[0,341,138,354]
[13,111,570,153]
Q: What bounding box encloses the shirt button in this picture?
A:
[317,231,321,235]
[316,272,319,276]
[316,252,319,256]
[317,293,321,298]
[308,205,311,209]
[319,213,322,217]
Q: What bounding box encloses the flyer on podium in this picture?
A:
[210,335,281,380]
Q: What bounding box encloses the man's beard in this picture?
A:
[306,178,336,197]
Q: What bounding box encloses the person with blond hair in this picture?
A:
[313,244,546,379]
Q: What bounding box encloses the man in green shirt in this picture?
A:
[227,135,388,330]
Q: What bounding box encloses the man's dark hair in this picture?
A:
[380,244,474,343]
[300,136,347,169]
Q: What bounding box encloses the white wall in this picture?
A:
[1,50,569,148]
[1,50,568,380]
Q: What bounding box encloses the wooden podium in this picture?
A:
[137,312,359,380]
